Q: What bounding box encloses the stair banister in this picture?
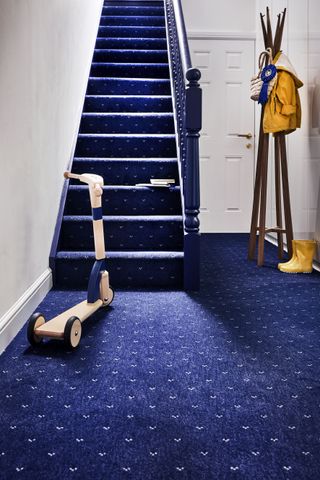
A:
[165,0,202,290]
[172,0,191,72]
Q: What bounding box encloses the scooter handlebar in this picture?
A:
[64,171,104,188]
[64,171,80,181]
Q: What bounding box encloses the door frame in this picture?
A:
[188,31,257,233]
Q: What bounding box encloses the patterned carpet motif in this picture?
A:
[1,234,320,479]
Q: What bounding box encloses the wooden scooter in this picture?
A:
[27,171,114,349]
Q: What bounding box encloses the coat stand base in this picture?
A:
[248,131,293,266]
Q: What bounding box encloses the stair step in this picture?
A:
[104,1,165,7]
[93,49,168,63]
[54,250,183,289]
[74,134,176,158]
[98,26,166,38]
[102,6,165,16]
[87,77,171,95]
[83,95,173,113]
[65,185,181,215]
[52,0,184,290]
[72,158,179,185]
[60,215,183,251]
[90,62,169,79]
[79,113,174,134]
[100,15,165,27]
[95,37,167,49]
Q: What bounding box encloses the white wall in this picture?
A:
[182,0,256,34]
[0,1,102,327]
[256,0,320,252]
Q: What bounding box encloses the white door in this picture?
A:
[189,39,255,232]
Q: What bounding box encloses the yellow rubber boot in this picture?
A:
[279,240,316,273]
[277,240,297,270]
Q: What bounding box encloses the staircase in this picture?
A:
[50,0,185,289]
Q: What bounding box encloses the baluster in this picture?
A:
[184,68,201,233]
[165,1,202,290]
[184,68,202,290]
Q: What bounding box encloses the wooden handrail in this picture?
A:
[172,0,192,74]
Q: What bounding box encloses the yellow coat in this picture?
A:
[263,52,303,135]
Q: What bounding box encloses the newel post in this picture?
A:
[184,67,202,290]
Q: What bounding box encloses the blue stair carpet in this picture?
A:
[86,77,171,95]
[83,95,173,112]
[1,235,320,479]
[79,113,174,133]
[71,158,179,184]
[93,49,169,62]
[97,26,166,38]
[90,63,169,78]
[100,15,166,26]
[102,5,165,17]
[52,0,184,289]
[95,37,167,49]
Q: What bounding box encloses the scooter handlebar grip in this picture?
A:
[64,171,83,182]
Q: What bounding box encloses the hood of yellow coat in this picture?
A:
[273,52,304,88]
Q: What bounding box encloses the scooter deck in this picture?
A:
[35,299,103,338]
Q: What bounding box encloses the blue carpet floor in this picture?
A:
[1,234,320,479]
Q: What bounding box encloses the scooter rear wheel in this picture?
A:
[64,316,82,349]
[102,286,114,307]
[27,313,45,347]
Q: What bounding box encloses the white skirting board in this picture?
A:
[0,269,52,355]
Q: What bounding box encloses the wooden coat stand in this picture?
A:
[248,8,294,265]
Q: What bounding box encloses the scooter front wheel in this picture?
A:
[64,316,82,349]
[27,313,45,347]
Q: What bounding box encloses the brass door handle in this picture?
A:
[237,133,253,139]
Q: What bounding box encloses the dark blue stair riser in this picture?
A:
[75,135,177,158]
[93,49,168,63]
[95,38,167,50]
[98,26,166,38]
[83,95,173,113]
[87,78,171,95]
[102,6,165,16]
[60,217,183,251]
[104,1,164,6]
[71,159,179,185]
[79,113,174,134]
[90,63,169,79]
[64,186,182,216]
[99,15,165,27]
[54,256,183,289]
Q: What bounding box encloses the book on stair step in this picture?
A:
[135,179,175,188]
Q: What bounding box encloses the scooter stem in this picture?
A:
[64,171,106,260]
